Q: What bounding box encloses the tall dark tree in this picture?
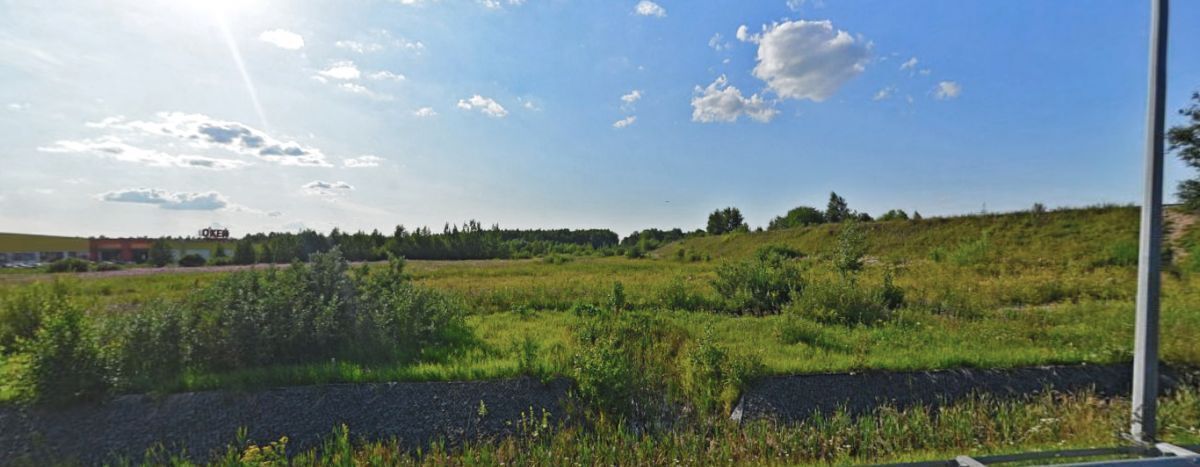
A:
[878,209,909,221]
[232,239,256,265]
[825,192,852,223]
[213,243,227,258]
[768,206,825,230]
[706,207,747,235]
[1169,91,1200,209]
[258,243,274,264]
[148,238,174,267]
[268,235,303,263]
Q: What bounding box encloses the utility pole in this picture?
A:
[1130,0,1169,444]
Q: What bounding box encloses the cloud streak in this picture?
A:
[39,136,249,170]
[259,29,305,50]
[303,180,355,196]
[84,112,330,166]
[98,188,231,210]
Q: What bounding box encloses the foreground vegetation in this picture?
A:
[2,205,1200,463]
[124,388,1200,466]
[3,206,1200,406]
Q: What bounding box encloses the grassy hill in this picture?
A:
[656,205,1144,266]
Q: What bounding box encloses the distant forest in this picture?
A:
[226,221,620,263]
[151,191,919,265]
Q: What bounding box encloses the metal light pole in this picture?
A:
[1131,0,1169,444]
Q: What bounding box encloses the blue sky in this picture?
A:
[1,0,1198,237]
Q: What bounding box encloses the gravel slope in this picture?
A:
[733,363,1174,423]
[0,377,569,465]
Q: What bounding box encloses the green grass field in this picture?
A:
[2,205,1198,399]
[3,205,1200,464]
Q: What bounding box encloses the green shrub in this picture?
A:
[178,254,207,267]
[608,281,628,313]
[184,249,462,371]
[712,253,803,315]
[788,276,901,326]
[542,254,572,265]
[656,277,709,311]
[570,301,603,318]
[95,262,120,272]
[755,244,805,262]
[356,256,465,360]
[0,282,70,352]
[23,301,108,405]
[569,308,686,417]
[45,258,90,273]
[679,327,762,414]
[101,303,185,392]
[833,221,867,277]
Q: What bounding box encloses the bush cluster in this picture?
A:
[712,247,805,315]
[710,224,909,327]
[6,248,465,405]
[678,327,762,414]
[45,258,91,273]
[177,254,207,268]
[785,273,904,326]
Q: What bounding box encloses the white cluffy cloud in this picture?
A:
[413,107,437,117]
[612,116,637,128]
[457,95,508,118]
[738,19,870,102]
[303,180,355,196]
[691,75,777,123]
[259,29,305,50]
[98,188,230,210]
[79,112,330,166]
[900,57,918,71]
[343,155,384,168]
[634,1,666,17]
[620,89,642,112]
[934,81,962,100]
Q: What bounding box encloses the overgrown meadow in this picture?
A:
[3,204,1200,463]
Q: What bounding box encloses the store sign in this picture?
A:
[199,228,230,240]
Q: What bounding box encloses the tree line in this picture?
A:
[706,192,923,236]
[219,222,621,265]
